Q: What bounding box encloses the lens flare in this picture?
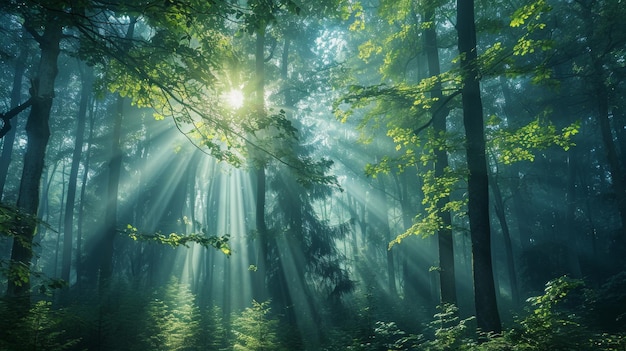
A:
[225,89,244,109]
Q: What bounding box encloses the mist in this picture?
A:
[1,0,625,350]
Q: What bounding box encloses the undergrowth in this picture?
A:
[1,275,625,350]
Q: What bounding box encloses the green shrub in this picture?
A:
[231,300,286,351]
[0,299,81,351]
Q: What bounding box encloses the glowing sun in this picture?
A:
[225,89,244,109]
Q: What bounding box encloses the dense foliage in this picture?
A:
[1,0,625,349]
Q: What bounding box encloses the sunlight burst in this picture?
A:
[225,89,244,109]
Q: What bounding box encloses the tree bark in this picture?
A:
[99,95,123,289]
[0,39,28,199]
[424,4,456,306]
[76,97,96,290]
[99,18,136,290]
[62,63,92,285]
[594,72,626,238]
[457,0,502,334]
[377,177,397,296]
[6,19,62,303]
[252,26,269,302]
[490,174,519,305]
[579,0,626,240]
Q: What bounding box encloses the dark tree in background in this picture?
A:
[1,0,626,350]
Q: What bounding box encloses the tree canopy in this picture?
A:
[1,0,625,349]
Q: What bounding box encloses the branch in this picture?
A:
[73,20,337,187]
[123,225,231,256]
[264,38,278,62]
[23,24,43,43]
[412,90,461,136]
[0,98,33,139]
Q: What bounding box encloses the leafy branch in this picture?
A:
[123,224,231,256]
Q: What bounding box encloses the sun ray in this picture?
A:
[225,89,244,109]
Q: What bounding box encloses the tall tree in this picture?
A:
[253,22,269,303]
[6,15,62,304]
[0,28,29,200]
[457,0,502,334]
[61,63,92,285]
[423,1,456,306]
[582,3,626,239]
[98,17,136,290]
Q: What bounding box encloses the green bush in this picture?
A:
[231,300,286,351]
[0,299,81,351]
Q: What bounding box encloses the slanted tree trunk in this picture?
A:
[457,0,502,334]
[7,19,62,305]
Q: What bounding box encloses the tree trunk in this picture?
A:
[7,20,62,304]
[0,33,28,200]
[99,18,136,290]
[377,177,397,296]
[579,0,626,241]
[252,25,269,302]
[457,0,502,334]
[53,161,67,278]
[393,169,437,321]
[62,63,92,285]
[76,97,96,291]
[564,149,582,277]
[490,174,519,306]
[99,95,123,289]
[424,5,456,306]
[594,72,626,238]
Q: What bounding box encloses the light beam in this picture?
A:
[225,89,244,109]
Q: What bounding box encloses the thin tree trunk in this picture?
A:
[595,74,626,238]
[377,177,397,296]
[54,161,67,278]
[394,170,433,316]
[99,96,123,289]
[37,160,59,247]
[499,77,533,258]
[99,18,136,290]
[62,63,92,285]
[564,149,582,277]
[580,1,626,240]
[346,193,359,260]
[252,25,269,302]
[553,63,583,279]
[76,97,96,290]
[424,5,456,306]
[490,174,519,306]
[457,0,502,334]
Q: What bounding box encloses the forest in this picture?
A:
[0,0,625,350]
